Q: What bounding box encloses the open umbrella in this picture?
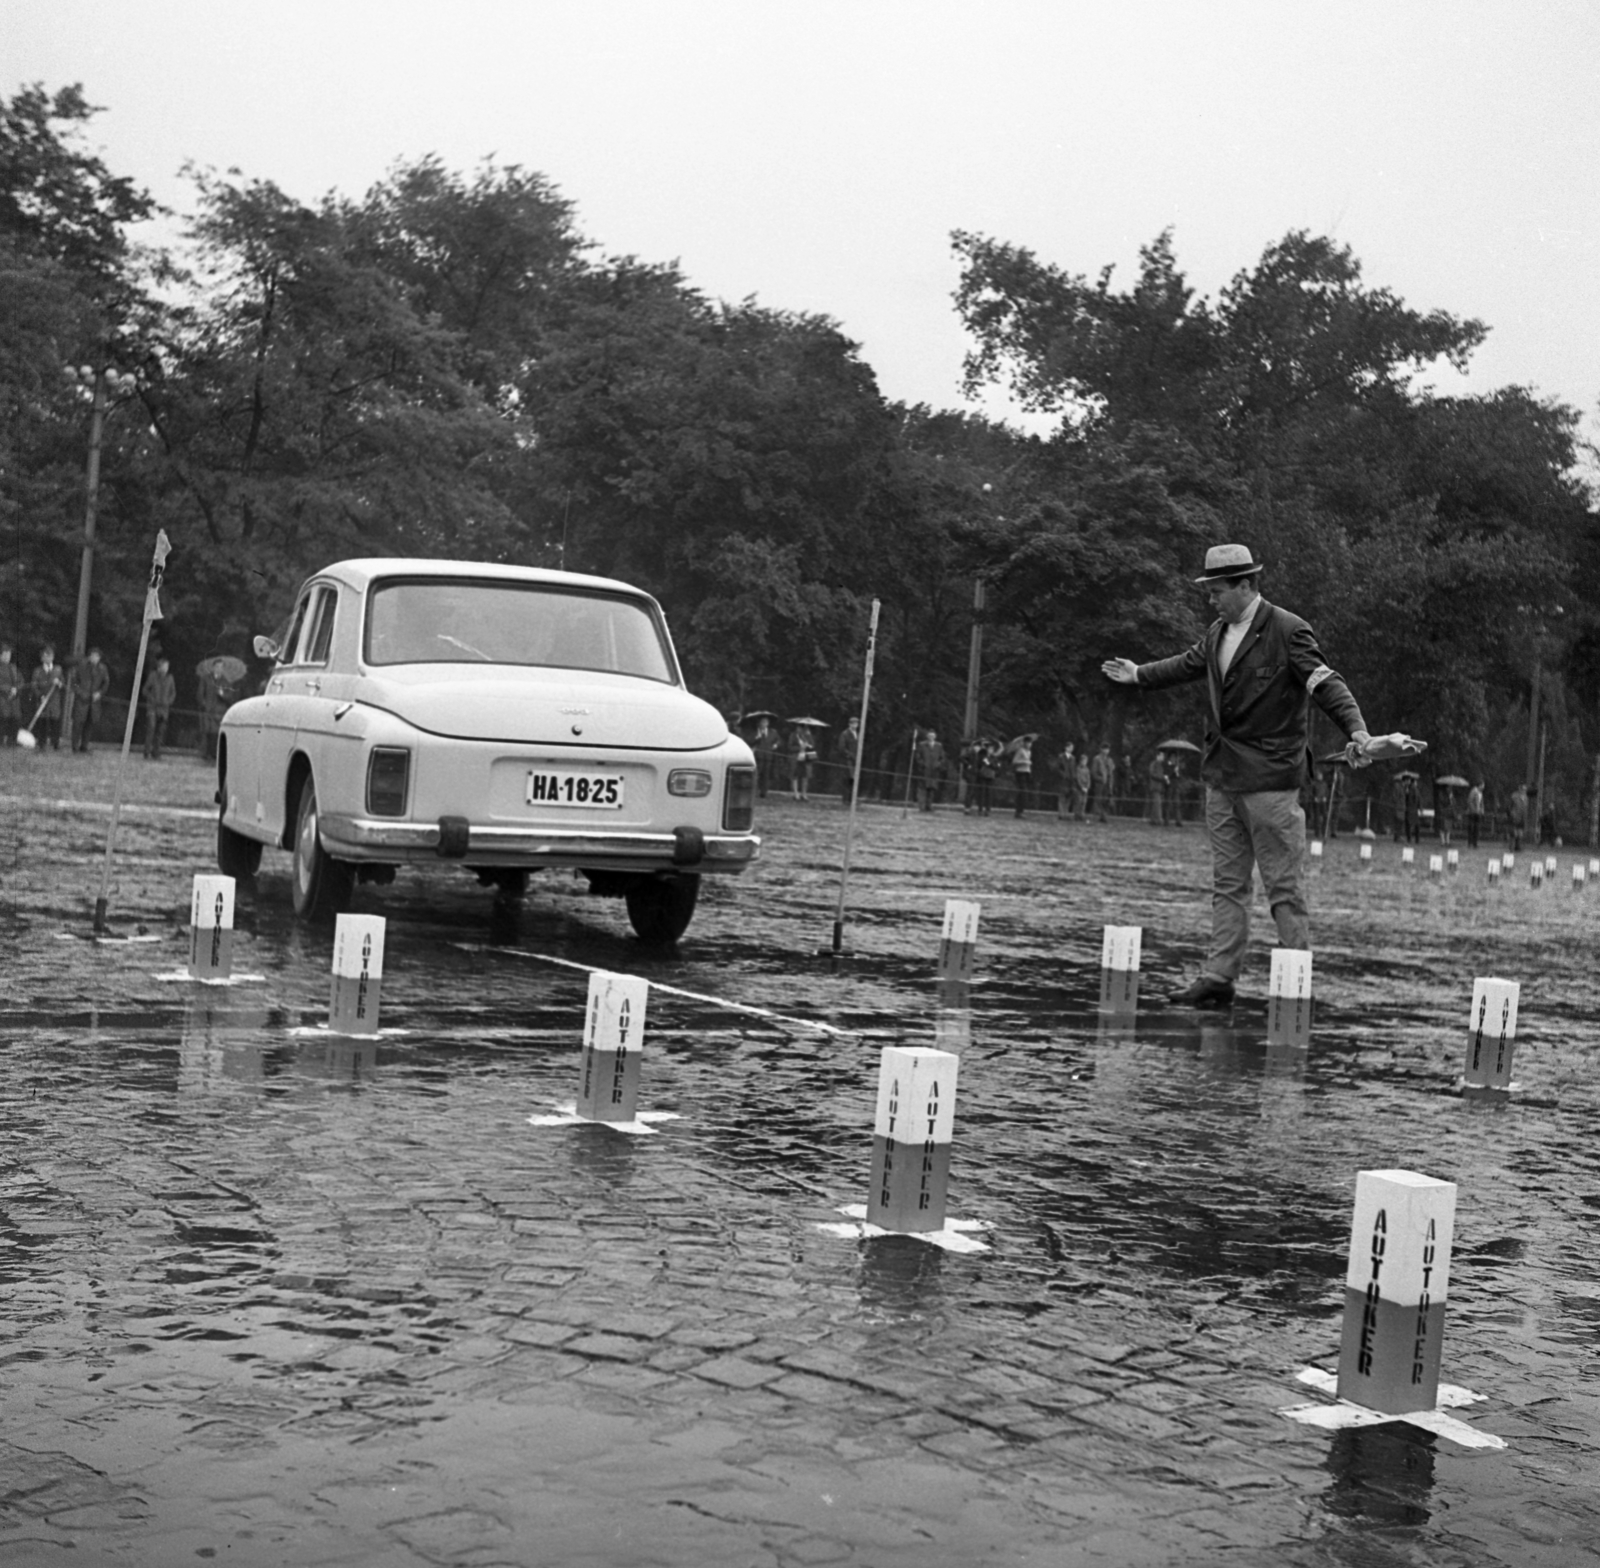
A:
[1394,769,1421,780]
[1157,738,1202,753]
[739,709,780,725]
[785,716,830,728]
[197,654,248,686]
[1436,774,1470,788]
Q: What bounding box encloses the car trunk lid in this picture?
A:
[357,669,729,751]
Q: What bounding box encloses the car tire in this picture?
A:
[217,817,262,880]
[291,773,355,919]
[624,874,699,944]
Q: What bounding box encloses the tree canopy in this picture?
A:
[1,83,1595,823]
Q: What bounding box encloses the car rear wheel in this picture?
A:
[217,817,262,880]
[291,773,355,919]
[625,874,699,944]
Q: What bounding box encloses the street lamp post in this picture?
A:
[61,362,137,742]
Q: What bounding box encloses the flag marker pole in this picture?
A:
[827,599,880,958]
[94,530,170,934]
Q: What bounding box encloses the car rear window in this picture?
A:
[364,578,678,683]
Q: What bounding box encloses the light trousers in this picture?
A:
[1202,786,1309,981]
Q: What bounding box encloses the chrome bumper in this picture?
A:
[319,813,760,870]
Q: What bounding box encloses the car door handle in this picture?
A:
[305,679,321,695]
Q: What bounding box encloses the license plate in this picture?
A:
[525,770,624,809]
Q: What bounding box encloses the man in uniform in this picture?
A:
[1102,543,1379,1006]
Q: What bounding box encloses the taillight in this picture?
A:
[367,748,410,816]
[723,765,755,831]
[668,769,713,797]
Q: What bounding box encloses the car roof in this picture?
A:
[313,559,659,603]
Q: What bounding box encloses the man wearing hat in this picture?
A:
[1101,543,1375,1006]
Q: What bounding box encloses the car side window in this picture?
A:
[279,593,313,667]
[305,587,338,665]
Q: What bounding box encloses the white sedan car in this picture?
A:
[216,559,760,942]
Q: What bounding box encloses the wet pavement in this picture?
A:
[3,750,1600,1566]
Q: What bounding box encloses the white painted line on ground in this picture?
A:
[0,794,216,822]
[461,943,852,1037]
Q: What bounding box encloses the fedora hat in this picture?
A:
[1194,543,1263,583]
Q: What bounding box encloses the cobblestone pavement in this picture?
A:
[2,751,1599,1565]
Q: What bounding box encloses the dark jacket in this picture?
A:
[1135,598,1366,793]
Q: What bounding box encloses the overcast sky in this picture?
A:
[8,1,1598,441]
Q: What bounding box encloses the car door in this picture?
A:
[255,585,323,842]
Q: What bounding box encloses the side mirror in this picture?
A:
[253,635,280,660]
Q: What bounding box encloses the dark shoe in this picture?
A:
[1168,974,1236,1008]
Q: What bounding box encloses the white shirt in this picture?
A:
[1216,594,1261,677]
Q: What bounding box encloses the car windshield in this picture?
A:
[364,578,677,682]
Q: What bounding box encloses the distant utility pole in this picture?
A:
[962,577,985,743]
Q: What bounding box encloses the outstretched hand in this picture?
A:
[1101,658,1138,685]
[1343,732,1427,769]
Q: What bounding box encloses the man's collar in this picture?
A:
[1227,593,1263,627]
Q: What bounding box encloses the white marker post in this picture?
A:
[1530,860,1544,889]
[1401,846,1415,868]
[1446,848,1460,874]
[1486,859,1501,883]
[1590,858,1599,877]
[1502,852,1515,871]
[937,899,981,983]
[1098,925,1142,1012]
[1267,948,1313,1048]
[576,971,651,1122]
[1359,843,1373,866]
[329,914,386,1035]
[1336,1169,1457,1415]
[1574,864,1587,890]
[188,874,235,981]
[867,1047,957,1233]
[1464,978,1520,1092]
[1428,854,1444,880]
[1545,855,1558,874]
[1310,839,1324,861]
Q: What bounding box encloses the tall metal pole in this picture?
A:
[1535,720,1548,841]
[62,369,109,744]
[829,599,880,957]
[1525,649,1542,789]
[962,578,985,743]
[1589,752,1599,849]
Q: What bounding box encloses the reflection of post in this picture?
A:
[1336,1169,1456,1415]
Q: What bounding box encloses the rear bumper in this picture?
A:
[318,812,759,873]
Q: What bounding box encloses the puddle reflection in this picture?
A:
[1322,1424,1438,1528]
[857,1232,946,1317]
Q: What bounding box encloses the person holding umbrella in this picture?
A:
[786,718,824,801]
[1102,543,1392,1007]
[742,712,781,797]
